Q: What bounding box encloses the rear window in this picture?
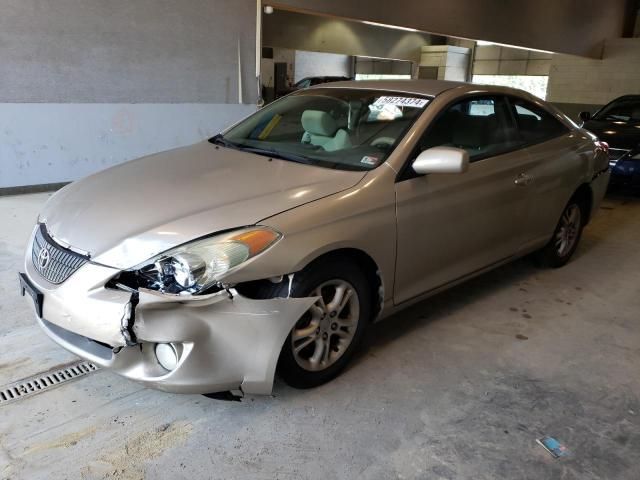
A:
[509,98,568,144]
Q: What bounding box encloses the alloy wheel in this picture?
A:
[555,204,581,257]
[291,279,360,372]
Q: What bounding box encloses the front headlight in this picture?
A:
[133,227,282,294]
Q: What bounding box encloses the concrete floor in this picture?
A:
[1,191,639,480]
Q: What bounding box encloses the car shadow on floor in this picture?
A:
[352,257,538,368]
[606,185,640,200]
[572,189,640,261]
[352,189,639,368]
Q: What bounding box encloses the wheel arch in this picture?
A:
[235,246,385,322]
[571,183,594,225]
[299,248,384,322]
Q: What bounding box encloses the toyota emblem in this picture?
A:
[38,248,51,269]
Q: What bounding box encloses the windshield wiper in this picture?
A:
[209,134,241,149]
[237,146,315,165]
[210,135,314,165]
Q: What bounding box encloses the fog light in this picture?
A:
[155,343,178,371]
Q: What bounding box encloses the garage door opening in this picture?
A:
[472,74,549,100]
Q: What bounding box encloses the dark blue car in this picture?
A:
[580,95,640,187]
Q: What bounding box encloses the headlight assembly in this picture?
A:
[132,227,282,294]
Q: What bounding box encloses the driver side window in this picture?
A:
[417,96,519,162]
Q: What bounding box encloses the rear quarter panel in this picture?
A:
[521,132,597,249]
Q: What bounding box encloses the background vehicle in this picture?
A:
[580,95,640,187]
[275,76,354,98]
[294,76,353,89]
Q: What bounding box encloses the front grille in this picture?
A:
[31,224,88,284]
[608,148,631,165]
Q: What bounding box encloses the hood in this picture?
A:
[41,141,366,269]
[583,119,640,150]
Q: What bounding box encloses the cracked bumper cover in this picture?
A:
[23,251,315,395]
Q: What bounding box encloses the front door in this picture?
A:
[393,95,531,305]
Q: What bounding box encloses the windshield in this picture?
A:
[594,97,640,123]
[218,88,431,171]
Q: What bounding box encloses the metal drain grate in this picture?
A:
[0,360,98,406]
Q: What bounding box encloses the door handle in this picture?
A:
[514,173,533,186]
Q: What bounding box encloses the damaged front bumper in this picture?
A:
[22,251,315,395]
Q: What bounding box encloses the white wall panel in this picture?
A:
[0,104,256,188]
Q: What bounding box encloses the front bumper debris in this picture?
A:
[22,229,317,394]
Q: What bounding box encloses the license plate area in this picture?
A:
[19,272,44,318]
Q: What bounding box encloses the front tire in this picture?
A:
[259,258,372,389]
[536,199,585,268]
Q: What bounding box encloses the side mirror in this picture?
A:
[412,147,469,175]
[579,111,591,122]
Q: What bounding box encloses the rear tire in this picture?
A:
[536,198,585,268]
[256,257,372,389]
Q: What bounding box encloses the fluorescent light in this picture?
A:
[474,39,554,55]
[361,20,421,33]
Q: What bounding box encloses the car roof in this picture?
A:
[308,79,551,101]
[299,75,350,81]
[309,79,470,97]
[307,79,578,130]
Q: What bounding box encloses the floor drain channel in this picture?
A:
[0,360,98,406]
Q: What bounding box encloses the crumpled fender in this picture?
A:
[132,288,318,394]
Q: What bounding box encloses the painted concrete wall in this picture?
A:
[1,0,258,189]
[1,0,258,103]
[294,51,352,82]
[547,38,640,118]
[273,0,628,58]
[263,9,437,63]
[0,104,256,189]
[355,58,413,76]
[419,46,471,81]
[473,45,552,76]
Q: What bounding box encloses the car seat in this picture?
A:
[301,110,352,152]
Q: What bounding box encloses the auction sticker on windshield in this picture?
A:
[360,155,380,166]
[373,96,429,109]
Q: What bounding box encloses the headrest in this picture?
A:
[302,110,337,137]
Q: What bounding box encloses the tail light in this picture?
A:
[595,140,609,153]
[594,140,612,171]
